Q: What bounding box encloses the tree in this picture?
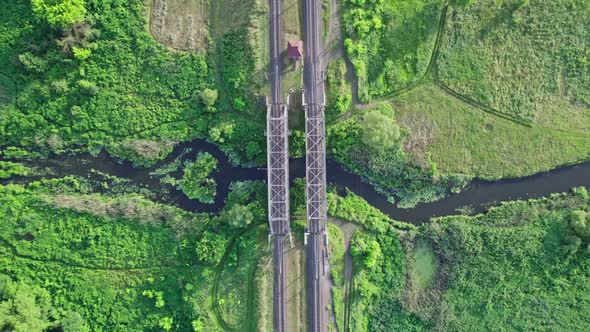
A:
[195,231,227,265]
[31,0,86,28]
[72,47,91,61]
[223,204,254,228]
[178,153,218,203]
[570,210,590,238]
[61,312,89,332]
[449,0,475,8]
[360,107,400,150]
[351,233,383,268]
[200,89,218,112]
[0,275,56,331]
[561,235,582,256]
[209,122,235,144]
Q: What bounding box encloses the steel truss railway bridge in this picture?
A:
[267,0,328,330]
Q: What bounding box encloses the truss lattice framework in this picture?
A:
[304,104,327,235]
[267,103,290,236]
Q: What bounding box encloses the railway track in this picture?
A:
[267,0,290,330]
[303,0,329,330]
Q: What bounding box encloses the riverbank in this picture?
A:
[3,138,590,224]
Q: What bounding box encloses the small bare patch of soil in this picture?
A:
[149,0,209,53]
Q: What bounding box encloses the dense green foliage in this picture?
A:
[342,0,444,101]
[327,190,420,331]
[328,104,467,207]
[360,107,400,149]
[0,178,269,331]
[0,161,29,179]
[327,223,346,331]
[0,0,266,165]
[31,0,86,28]
[337,187,590,331]
[411,189,590,330]
[177,152,218,203]
[0,275,59,331]
[325,59,352,120]
[437,0,590,122]
[220,28,256,112]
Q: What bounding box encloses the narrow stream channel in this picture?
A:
[3,138,590,224]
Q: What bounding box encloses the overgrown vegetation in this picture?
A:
[407,187,590,330]
[328,103,467,207]
[0,0,266,166]
[337,187,590,331]
[0,161,29,179]
[326,189,421,331]
[0,177,269,331]
[325,59,352,120]
[177,152,218,203]
[342,0,444,101]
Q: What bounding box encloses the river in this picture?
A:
[3,138,590,224]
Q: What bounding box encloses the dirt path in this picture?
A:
[211,222,264,331]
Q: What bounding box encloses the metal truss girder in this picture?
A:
[267,103,290,236]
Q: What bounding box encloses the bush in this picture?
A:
[178,152,218,203]
[31,0,86,28]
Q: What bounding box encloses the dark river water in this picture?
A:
[3,138,590,224]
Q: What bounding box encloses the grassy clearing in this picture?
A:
[411,240,437,289]
[255,256,273,331]
[149,0,209,52]
[394,84,590,178]
[328,223,346,332]
[286,238,306,331]
[437,0,590,122]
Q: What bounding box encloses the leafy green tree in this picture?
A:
[61,312,89,332]
[209,122,235,144]
[195,231,227,265]
[158,317,173,331]
[360,108,400,150]
[192,319,206,331]
[223,204,254,228]
[18,52,48,73]
[72,47,91,61]
[178,153,218,203]
[200,88,218,112]
[570,210,590,238]
[0,275,55,331]
[351,233,383,268]
[77,79,98,96]
[31,0,86,28]
[561,235,582,255]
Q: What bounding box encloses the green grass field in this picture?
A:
[393,84,590,178]
[437,0,590,122]
[328,223,346,332]
[336,0,590,182]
